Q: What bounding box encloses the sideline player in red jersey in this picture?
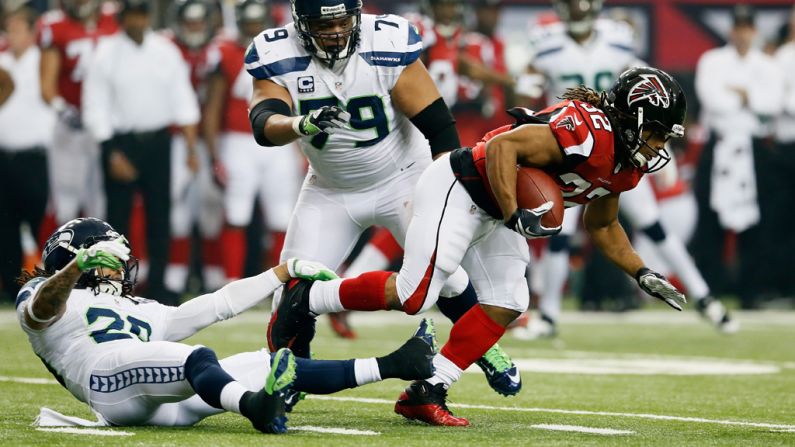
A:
[38,0,119,224]
[205,0,303,283]
[270,67,689,426]
[164,0,226,295]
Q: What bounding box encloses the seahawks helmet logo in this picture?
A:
[627,74,670,108]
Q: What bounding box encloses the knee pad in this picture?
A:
[642,221,667,243]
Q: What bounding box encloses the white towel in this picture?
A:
[34,407,109,427]
[709,134,760,232]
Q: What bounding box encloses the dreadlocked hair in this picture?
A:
[17,267,51,287]
[560,86,603,108]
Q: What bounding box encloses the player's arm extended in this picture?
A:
[392,59,461,159]
[485,124,562,220]
[161,260,337,341]
[249,78,300,146]
[39,47,60,104]
[23,260,82,330]
[583,193,645,276]
[0,67,13,107]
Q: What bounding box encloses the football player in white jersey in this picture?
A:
[245,0,522,396]
[17,218,439,434]
[516,0,736,339]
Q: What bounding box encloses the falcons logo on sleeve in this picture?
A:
[627,74,670,108]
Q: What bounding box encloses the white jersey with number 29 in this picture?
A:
[245,14,429,188]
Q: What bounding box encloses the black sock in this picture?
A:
[437,282,478,323]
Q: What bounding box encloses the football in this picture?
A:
[515,167,564,229]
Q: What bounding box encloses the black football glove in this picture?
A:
[635,267,687,311]
[295,105,351,136]
[504,201,562,239]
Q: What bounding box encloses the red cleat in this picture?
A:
[328,311,357,339]
[394,381,469,426]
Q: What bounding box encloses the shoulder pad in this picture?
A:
[358,14,422,67]
[15,276,47,310]
[507,107,548,126]
[246,23,310,80]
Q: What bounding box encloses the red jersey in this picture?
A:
[37,8,119,109]
[455,31,508,146]
[215,38,251,133]
[410,14,462,107]
[455,100,643,218]
[165,31,220,102]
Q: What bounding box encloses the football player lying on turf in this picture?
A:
[269,67,689,426]
[17,218,437,434]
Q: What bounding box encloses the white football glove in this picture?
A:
[75,237,130,272]
[636,267,687,311]
[287,258,339,281]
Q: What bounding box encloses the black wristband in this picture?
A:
[410,97,461,157]
[504,209,520,228]
[249,98,292,146]
[634,267,652,282]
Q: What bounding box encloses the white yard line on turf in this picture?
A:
[0,375,58,385]
[531,424,634,435]
[311,396,795,431]
[36,427,134,436]
[293,425,380,435]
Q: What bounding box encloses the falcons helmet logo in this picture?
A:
[627,74,670,108]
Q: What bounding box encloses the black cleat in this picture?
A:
[378,318,437,381]
[268,279,316,358]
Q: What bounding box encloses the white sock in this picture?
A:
[353,358,382,385]
[204,266,227,290]
[655,236,710,299]
[165,265,188,293]
[425,354,463,389]
[308,278,345,314]
[219,381,249,414]
[540,250,569,322]
[345,244,390,277]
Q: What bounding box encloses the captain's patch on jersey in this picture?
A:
[297,76,315,93]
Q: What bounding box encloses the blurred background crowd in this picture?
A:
[0,0,793,325]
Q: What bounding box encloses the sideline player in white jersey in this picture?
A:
[245,0,522,397]
[517,0,735,339]
[16,217,438,434]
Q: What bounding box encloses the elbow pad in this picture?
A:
[410,97,461,157]
[249,98,292,147]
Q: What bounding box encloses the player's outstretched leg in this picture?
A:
[239,348,297,434]
[183,346,295,434]
[278,318,437,414]
[438,282,522,396]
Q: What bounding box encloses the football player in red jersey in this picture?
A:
[38,0,119,224]
[164,0,226,296]
[455,0,509,147]
[205,0,303,284]
[339,0,517,340]
[269,67,688,426]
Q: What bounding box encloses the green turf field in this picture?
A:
[1,306,794,446]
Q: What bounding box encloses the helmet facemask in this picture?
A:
[64,0,100,20]
[554,0,603,38]
[175,2,213,49]
[603,92,683,173]
[293,3,362,69]
[71,234,139,297]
